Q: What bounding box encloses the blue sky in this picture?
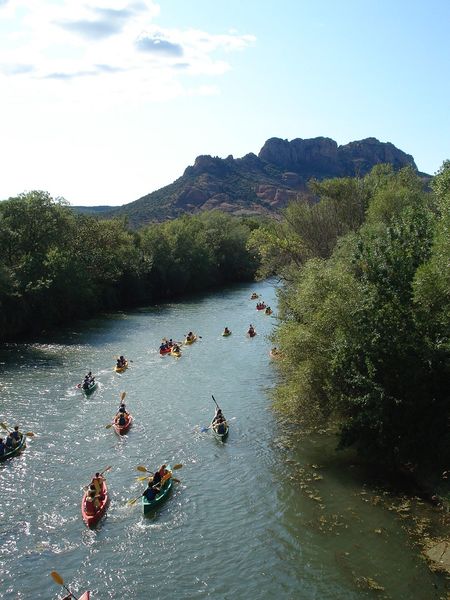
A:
[0,0,449,206]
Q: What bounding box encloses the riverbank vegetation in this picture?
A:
[0,194,260,340]
[250,162,450,478]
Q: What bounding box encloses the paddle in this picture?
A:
[0,423,34,437]
[50,571,79,600]
[136,463,183,473]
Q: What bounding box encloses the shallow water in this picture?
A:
[0,280,447,599]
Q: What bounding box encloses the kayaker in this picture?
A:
[142,481,157,501]
[91,472,105,495]
[116,412,127,426]
[223,327,231,335]
[11,425,22,444]
[152,468,163,487]
[168,339,174,347]
[118,403,128,415]
[85,490,100,514]
[5,432,15,449]
[0,438,5,455]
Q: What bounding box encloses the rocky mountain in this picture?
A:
[75,137,424,227]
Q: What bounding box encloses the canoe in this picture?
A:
[211,419,229,441]
[159,347,171,355]
[113,414,133,435]
[114,360,128,373]
[142,466,173,514]
[80,380,97,394]
[0,434,26,462]
[171,348,181,357]
[222,331,232,337]
[184,335,197,345]
[81,480,109,527]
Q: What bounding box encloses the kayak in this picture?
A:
[250,293,259,299]
[265,309,273,315]
[81,480,109,527]
[80,380,97,394]
[184,335,197,345]
[0,434,26,462]
[63,594,90,600]
[114,360,128,373]
[171,348,181,357]
[113,414,133,435]
[222,331,232,337]
[211,419,229,441]
[159,347,171,355]
[247,330,256,337]
[256,305,266,311]
[142,466,173,514]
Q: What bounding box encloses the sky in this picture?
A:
[0,0,449,207]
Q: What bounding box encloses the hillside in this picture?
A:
[74,136,425,228]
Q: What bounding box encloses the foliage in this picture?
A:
[0,195,259,340]
[270,164,450,473]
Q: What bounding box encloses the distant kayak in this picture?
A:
[79,380,97,394]
[81,480,109,528]
[142,467,173,514]
[171,348,182,357]
[159,347,171,355]
[184,335,197,345]
[222,330,232,337]
[265,308,273,315]
[211,418,229,441]
[250,293,259,299]
[113,414,133,435]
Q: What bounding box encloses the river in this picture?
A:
[0,280,447,599]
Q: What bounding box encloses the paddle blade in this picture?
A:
[136,475,150,482]
[25,432,34,437]
[200,426,210,433]
[127,496,140,506]
[120,391,126,402]
[105,423,113,429]
[0,422,9,431]
[50,571,64,585]
[172,463,183,470]
[136,465,149,472]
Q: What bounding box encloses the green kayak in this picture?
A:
[0,434,26,462]
[142,465,173,514]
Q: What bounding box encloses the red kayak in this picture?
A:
[113,414,133,435]
[256,305,266,310]
[159,347,171,355]
[81,480,109,527]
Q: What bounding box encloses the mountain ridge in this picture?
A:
[73,136,428,227]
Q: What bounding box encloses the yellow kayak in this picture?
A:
[114,360,128,373]
[171,348,182,357]
[222,331,232,337]
[184,335,197,345]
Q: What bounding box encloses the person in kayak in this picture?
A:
[116,356,126,368]
[223,327,231,335]
[142,481,157,501]
[0,438,5,455]
[212,410,227,434]
[91,472,105,495]
[115,412,127,426]
[11,425,22,444]
[5,432,15,449]
[172,344,181,353]
[186,332,194,341]
[248,324,255,335]
[85,490,100,514]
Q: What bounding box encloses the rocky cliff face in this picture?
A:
[100,136,424,227]
[258,136,417,177]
